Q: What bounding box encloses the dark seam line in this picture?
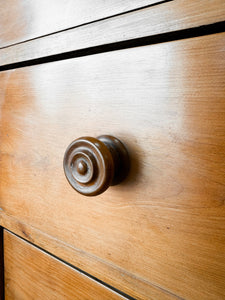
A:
[0,0,174,50]
[4,229,185,300]
[4,229,136,300]
[0,227,4,300]
[0,20,224,73]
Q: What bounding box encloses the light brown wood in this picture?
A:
[0,32,225,299]
[0,0,225,67]
[0,211,178,300]
[0,0,160,48]
[4,230,125,300]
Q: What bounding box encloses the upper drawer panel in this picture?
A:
[1,0,225,68]
[0,33,225,300]
[0,0,160,48]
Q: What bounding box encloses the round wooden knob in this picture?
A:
[63,135,130,196]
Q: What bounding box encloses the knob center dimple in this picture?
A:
[77,160,88,175]
[70,152,94,184]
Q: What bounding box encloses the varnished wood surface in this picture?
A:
[0,33,225,299]
[4,230,125,300]
[0,0,160,48]
[0,0,225,68]
[0,212,177,300]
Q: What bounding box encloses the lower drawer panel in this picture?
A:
[4,230,124,299]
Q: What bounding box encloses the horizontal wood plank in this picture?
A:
[0,0,224,67]
[0,0,160,48]
[0,212,179,300]
[4,230,126,300]
[0,33,225,299]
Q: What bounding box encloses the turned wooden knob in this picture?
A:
[63,135,130,196]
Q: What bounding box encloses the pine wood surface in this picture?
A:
[0,0,225,68]
[0,33,225,299]
[0,0,160,48]
[4,230,126,300]
[0,212,179,300]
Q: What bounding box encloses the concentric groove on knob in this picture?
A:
[63,137,114,196]
[70,151,94,184]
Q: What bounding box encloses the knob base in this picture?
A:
[98,135,130,186]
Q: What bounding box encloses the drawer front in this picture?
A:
[0,0,159,48]
[1,0,225,68]
[0,32,225,299]
[4,230,124,300]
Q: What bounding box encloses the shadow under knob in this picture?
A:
[63,135,130,196]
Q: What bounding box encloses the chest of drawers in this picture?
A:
[0,1,225,299]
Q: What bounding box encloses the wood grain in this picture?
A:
[0,0,160,48]
[0,211,178,300]
[4,230,125,300]
[0,0,225,67]
[0,33,225,299]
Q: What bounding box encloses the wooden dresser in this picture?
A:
[0,1,225,299]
